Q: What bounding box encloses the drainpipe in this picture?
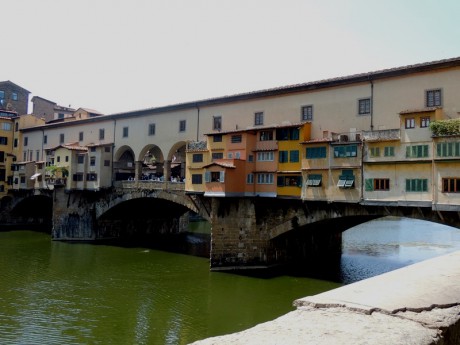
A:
[196,104,200,141]
[368,76,374,131]
[112,119,116,186]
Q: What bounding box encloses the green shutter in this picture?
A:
[405,179,410,191]
[365,179,374,191]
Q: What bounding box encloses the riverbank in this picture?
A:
[190,250,460,344]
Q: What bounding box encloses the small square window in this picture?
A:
[254,112,264,126]
[213,116,222,131]
[405,118,415,129]
[426,89,442,107]
[301,105,313,121]
[358,98,371,115]
[148,124,156,136]
[420,117,430,128]
[179,120,186,132]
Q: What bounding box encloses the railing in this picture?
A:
[362,129,400,141]
[115,180,185,192]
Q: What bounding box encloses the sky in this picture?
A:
[2,0,460,115]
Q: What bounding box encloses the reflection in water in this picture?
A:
[341,217,460,284]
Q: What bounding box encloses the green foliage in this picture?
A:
[45,165,69,178]
[429,119,460,136]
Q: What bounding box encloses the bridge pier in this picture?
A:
[209,198,345,272]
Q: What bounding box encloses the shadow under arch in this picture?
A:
[168,141,187,180]
[9,194,53,232]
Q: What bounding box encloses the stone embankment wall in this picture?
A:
[191,250,460,345]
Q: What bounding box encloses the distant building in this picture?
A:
[0,80,30,115]
[31,96,75,123]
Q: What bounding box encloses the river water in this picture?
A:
[1,217,460,344]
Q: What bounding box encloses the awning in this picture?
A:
[337,176,354,188]
[306,174,322,187]
[30,173,41,180]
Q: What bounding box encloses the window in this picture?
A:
[77,155,84,164]
[257,151,274,161]
[358,98,371,115]
[246,173,254,184]
[231,135,242,143]
[235,151,241,159]
[437,142,460,157]
[306,146,327,159]
[213,116,222,131]
[420,117,430,128]
[73,173,84,181]
[1,122,12,130]
[369,147,380,157]
[426,89,442,107]
[259,130,273,141]
[227,152,233,159]
[209,171,224,182]
[365,178,390,191]
[56,156,60,163]
[44,135,47,144]
[306,174,322,187]
[277,175,302,187]
[99,128,105,140]
[65,155,69,162]
[20,176,26,184]
[192,174,202,184]
[79,131,84,141]
[91,147,96,152]
[442,178,460,193]
[276,128,299,140]
[15,122,18,131]
[301,105,313,121]
[337,170,355,188]
[148,124,155,136]
[60,133,64,144]
[24,137,28,146]
[289,150,299,162]
[257,173,273,184]
[213,135,222,142]
[192,153,203,163]
[0,91,4,99]
[14,138,17,147]
[212,152,223,160]
[104,160,110,167]
[87,173,98,181]
[0,152,4,162]
[406,145,429,158]
[105,146,110,152]
[254,112,264,126]
[334,145,357,158]
[279,151,288,163]
[406,179,428,192]
[58,113,64,119]
[248,154,254,162]
[12,92,18,101]
[123,127,129,138]
[384,146,395,157]
[405,118,415,129]
[90,157,96,166]
[179,120,186,132]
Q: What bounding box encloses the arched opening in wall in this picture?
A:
[114,146,135,181]
[168,142,186,182]
[96,198,210,256]
[139,145,164,180]
[9,195,53,232]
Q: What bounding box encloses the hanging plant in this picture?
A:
[45,165,69,178]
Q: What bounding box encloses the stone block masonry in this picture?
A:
[190,250,460,344]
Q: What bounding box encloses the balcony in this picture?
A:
[362,129,400,142]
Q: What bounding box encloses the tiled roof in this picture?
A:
[205,122,306,136]
[399,107,440,114]
[203,161,236,169]
[301,138,334,144]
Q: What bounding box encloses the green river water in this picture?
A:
[3,217,460,344]
[0,230,339,345]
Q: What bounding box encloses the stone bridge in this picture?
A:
[3,184,460,272]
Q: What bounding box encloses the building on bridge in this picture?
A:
[2,57,460,214]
